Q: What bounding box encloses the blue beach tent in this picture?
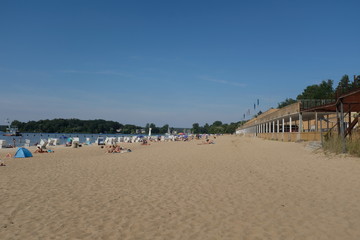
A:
[14,147,33,158]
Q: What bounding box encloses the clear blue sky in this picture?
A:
[1,0,359,127]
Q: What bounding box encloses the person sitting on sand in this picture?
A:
[141,139,150,145]
[113,145,122,153]
[105,145,116,153]
[34,146,46,153]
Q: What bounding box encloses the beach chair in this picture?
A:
[0,140,7,149]
[106,137,117,145]
[24,139,31,147]
[104,137,111,145]
[53,138,60,146]
[95,137,105,145]
[72,137,80,145]
[47,138,55,146]
[37,139,48,149]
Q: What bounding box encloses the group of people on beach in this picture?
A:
[104,145,131,153]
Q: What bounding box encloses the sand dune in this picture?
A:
[1,135,360,239]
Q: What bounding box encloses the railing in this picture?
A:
[300,99,336,110]
[335,84,360,98]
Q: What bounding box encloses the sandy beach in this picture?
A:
[1,135,360,239]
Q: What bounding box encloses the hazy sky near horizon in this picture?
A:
[1,0,359,127]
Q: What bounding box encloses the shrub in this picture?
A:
[347,133,360,157]
[323,131,360,157]
[323,135,344,154]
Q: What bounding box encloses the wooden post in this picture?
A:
[339,101,346,153]
[348,106,352,137]
[326,114,329,131]
[320,118,323,145]
[298,113,303,141]
[336,107,340,134]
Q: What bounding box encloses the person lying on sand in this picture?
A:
[34,146,54,153]
[197,139,215,145]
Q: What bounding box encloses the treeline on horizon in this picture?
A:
[7,119,244,135]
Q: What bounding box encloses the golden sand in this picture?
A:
[1,135,360,239]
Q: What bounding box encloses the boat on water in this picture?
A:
[3,119,22,136]
[3,127,22,136]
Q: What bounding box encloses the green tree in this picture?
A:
[203,123,210,133]
[209,121,224,134]
[160,124,169,134]
[212,121,223,127]
[192,123,201,134]
[149,123,159,134]
[336,75,351,94]
[13,118,136,134]
[352,75,360,88]
[297,80,334,99]
[277,98,297,108]
[225,122,238,134]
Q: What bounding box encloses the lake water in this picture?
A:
[0,132,149,147]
